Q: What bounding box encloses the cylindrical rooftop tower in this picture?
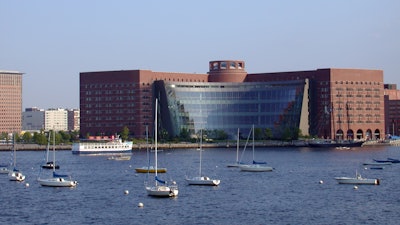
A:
[208,60,247,82]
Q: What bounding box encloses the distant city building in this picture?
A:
[22,108,80,132]
[384,84,400,136]
[0,70,23,133]
[44,108,68,131]
[22,107,45,131]
[68,109,80,131]
[80,60,385,141]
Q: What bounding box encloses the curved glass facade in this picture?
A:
[155,80,307,139]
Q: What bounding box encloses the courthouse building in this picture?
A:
[80,60,384,140]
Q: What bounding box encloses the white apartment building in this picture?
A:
[44,108,68,131]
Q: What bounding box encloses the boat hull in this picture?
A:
[8,171,25,181]
[308,141,364,148]
[146,185,178,197]
[363,162,392,166]
[186,176,220,186]
[71,140,133,155]
[38,177,77,187]
[239,164,273,172]
[226,162,244,168]
[335,177,380,185]
[135,166,167,173]
[42,162,60,169]
[0,167,9,174]
[107,156,131,161]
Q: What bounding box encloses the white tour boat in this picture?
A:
[72,135,133,155]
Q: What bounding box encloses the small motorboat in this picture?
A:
[335,172,380,185]
[362,161,392,166]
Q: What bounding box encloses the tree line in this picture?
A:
[0,130,80,145]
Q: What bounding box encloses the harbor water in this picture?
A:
[1,145,400,224]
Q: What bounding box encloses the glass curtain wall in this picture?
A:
[155,80,306,140]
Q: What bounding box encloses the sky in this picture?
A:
[1,1,400,110]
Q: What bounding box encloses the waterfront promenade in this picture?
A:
[0,140,304,151]
[1,139,398,151]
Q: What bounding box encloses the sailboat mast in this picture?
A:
[252,125,255,163]
[154,98,158,185]
[12,132,16,167]
[46,131,51,162]
[199,93,203,177]
[199,128,202,177]
[236,128,239,163]
[53,129,56,171]
[146,125,149,167]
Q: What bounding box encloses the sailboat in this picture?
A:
[37,130,77,187]
[41,131,60,169]
[8,132,26,181]
[135,125,167,173]
[239,125,274,172]
[0,164,9,174]
[186,128,220,186]
[227,128,243,167]
[145,98,178,197]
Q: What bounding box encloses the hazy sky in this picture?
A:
[2,1,399,110]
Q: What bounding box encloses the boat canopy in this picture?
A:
[155,176,166,184]
[253,160,267,164]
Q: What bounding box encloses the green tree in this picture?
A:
[179,128,190,141]
[265,128,273,140]
[22,132,32,143]
[58,131,71,144]
[254,128,263,140]
[33,132,47,145]
[121,126,129,141]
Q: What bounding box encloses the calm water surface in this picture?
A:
[1,145,400,225]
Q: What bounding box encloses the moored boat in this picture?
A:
[335,172,379,185]
[239,164,274,172]
[38,172,77,187]
[0,165,9,174]
[72,135,133,155]
[135,166,167,173]
[145,99,178,197]
[373,158,400,163]
[107,155,131,161]
[308,140,364,148]
[186,176,220,186]
[238,125,274,172]
[362,162,392,166]
[38,130,77,187]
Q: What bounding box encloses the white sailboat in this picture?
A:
[186,128,220,186]
[8,133,25,181]
[41,131,60,169]
[38,130,77,187]
[227,128,243,167]
[145,98,178,197]
[239,125,274,172]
